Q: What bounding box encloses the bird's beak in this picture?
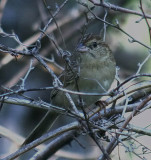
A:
[77,45,89,53]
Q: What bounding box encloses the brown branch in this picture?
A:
[113,73,151,91]
[3,122,79,160]
[31,130,77,160]
[139,0,151,44]
[88,0,151,19]
[100,94,151,160]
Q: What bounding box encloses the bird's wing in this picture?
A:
[50,53,80,101]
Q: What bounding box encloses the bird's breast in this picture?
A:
[79,58,115,93]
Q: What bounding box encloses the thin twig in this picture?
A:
[99,95,151,160]
[139,0,151,44]
[20,59,34,90]
[88,0,151,19]
[80,2,151,50]
[42,0,67,49]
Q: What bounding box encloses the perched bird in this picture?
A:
[22,34,116,145]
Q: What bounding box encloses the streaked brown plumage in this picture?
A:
[22,35,116,145]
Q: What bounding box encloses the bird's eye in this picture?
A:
[92,42,97,48]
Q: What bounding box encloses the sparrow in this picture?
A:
[22,34,116,145]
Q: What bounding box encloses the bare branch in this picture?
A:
[88,0,151,19]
